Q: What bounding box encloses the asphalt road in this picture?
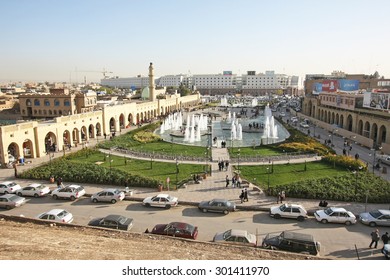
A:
[3,195,386,260]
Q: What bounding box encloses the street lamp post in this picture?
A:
[175,158,179,189]
[150,152,154,169]
[237,148,240,173]
[266,167,270,193]
[369,147,382,174]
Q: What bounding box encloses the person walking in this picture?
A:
[243,188,249,202]
[369,229,380,249]
[239,190,244,203]
[280,191,286,203]
[382,232,389,245]
[225,175,230,188]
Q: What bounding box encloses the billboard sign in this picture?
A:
[339,80,359,91]
[223,71,232,75]
[363,91,390,110]
[313,83,322,93]
[321,80,338,92]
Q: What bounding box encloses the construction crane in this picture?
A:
[74,68,113,83]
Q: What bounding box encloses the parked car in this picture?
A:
[314,207,356,225]
[300,122,309,128]
[0,194,26,209]
[142,194,178,209]
[269,203,308,221]
[377,155,390,166]
[90,189,125,204]
[150,222,198,240]
[0,181,22,194]
[36,209,74,223]
[198,199,236,215]
[88,214,133,231]
[17,183,50,197]
[359,209,390,227]
[382,244,390,259]
[213,229,257,247]
[51,185,86,201]
[262,231,320,256]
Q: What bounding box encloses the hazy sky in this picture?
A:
[1,0,390,83]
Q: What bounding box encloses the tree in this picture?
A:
[178,84,191,96]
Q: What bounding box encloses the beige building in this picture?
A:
[18,88,97,120]
[0,93,200,165]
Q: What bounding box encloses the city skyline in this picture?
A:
[1,0,390,83]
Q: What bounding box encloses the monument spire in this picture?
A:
[148,62,155,101]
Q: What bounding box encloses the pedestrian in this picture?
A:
[56,176,63,189]
[103,133,107,139]
[225,175,229,188]
[225,160,229,171]
[382,232,389,245]
[243,188,248,202]
[280,191,286,203]
[277,191,281,203]
[369,229,380,249]
[342,148,346,155]
[355,153,359,160]
[239,190,244,203]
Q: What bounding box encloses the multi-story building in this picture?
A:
[191,73,237,95]
[18,88,97,120]
[156,75,186,87]
[241,71,299,95]
[101,76,150,89]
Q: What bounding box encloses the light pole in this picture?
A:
[313,122,316,138]
[175,158,179,189]
[369,147,382,174]
[352,166,363,197]
[150,152,154,169]
[237,148,240,173]
[331,129,338,147]
[266,166,270,194]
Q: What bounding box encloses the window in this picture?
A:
[34,99,40,106]
[54,99,60,106]
[44,99,50,106]
[26,99,32,106]
[64,99,70,106]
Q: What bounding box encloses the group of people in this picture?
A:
[225,174,242,188]
[218,160,229,171]
[276,191,286,203]
[239,189,249,203]
[369,229,389,249]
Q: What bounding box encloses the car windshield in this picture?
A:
[324,208,334,215]
[36,185,46,190]
[7,182,17,187]
[8,195,21,202]
[57,210,69,218]
[113,190,121,194]
[75,186,84,192]
[369,210,382,219]
[118,216,128,224]
[279,204,286,211]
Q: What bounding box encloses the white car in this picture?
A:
[142,194,178,209]
[300,122,309,128]
[51,185,86,201]
[0,194,26,209]
[314,207,356,225]
[17,183,50,197]
[269,203,308,221]
[0,181,22,194]
[37,209,74,223]
[377,155,390,166]
[90,188,125,204]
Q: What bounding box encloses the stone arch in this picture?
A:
[22,139,34,158]
[44,132,57,153]
[371,123,378,145]
[72,128,80,145]
[357,120,363,135]
[127,113,134,127]
[331,112,335,124]
[7,142,20,160]
[119,113,125,129]
[81,126,87,141]
[26,99,32,106]
[346,114,353,131]
[308,100,312,116]
[136,113,140,125]
[109,117,116,132]
[340,115,344,128]
[378,125,387,145]
[63,130,71,147]
[95,122,102,137]
[364,121,370,138]
[335,113,340,125]
[88,124,95,139]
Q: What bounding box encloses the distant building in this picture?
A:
[18,88,97,119]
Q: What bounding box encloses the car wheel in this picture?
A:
[321,219,328,224]
[274,214,281,219]
[223,210,229,215]
[5,205,12,210]
[70,196,76,201]
[92,198,98,203]
[111,199,117,204]
[17,192,23,196]
[34,193,39,198]
[297,216,305,222]
[4,191,8,194]
[165,204,171,209]
[345,221,352,226]
[53,194,58,200]
[145,203,151,207]
[369,222,376,227]
[202,208,207,213]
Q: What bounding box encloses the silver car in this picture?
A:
[90,189,125,204]
[198,198,236,215]
[359,209,390,227]
[0,194,26,209]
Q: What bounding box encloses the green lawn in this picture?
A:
[236,161,348,187]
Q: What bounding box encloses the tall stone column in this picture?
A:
[149,62,155,101]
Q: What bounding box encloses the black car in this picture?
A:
[88,214,133,231]
[262,231,320,256]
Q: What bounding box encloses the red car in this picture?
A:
[150,222,198,240]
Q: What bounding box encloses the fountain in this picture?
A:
[262,104,278,143]
[220,96,228,107]
[251,98,258,107]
